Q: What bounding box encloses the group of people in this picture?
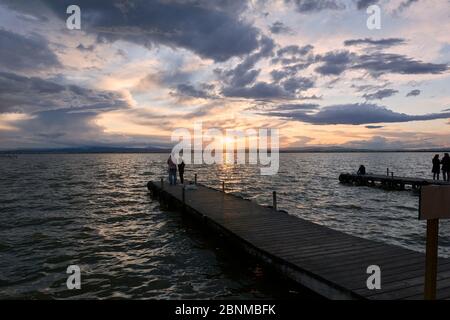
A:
[432,153,450,181]
[167,155,185,185]
[356,154,450,182]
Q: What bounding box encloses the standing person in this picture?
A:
[432,154,440,180]
[167,155,177,185]
[178,158,185,184]
[442,153,450,182]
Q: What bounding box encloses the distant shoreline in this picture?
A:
[1,149,450,155]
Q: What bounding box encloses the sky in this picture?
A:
[0,0,449,150]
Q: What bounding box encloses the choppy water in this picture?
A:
[1,153,449,299]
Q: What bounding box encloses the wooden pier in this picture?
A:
[147,180,450,300]
[339,173,450,190]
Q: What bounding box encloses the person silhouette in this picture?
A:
[178,158,185,184]
[441,153,450,182]
[357,165,366,175]
[432,154,440,180]
[167,155,177,185]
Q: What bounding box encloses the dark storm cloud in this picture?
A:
[315,50,448,76]
[0,28,61,72]
[261,103,450,125]
[0,72,129,114]
[362,89,398,100]
[344,38,406,48]
[6,0,260,62]
[269,21,291,34]
[406,89,421,97]
[286,0,344,12]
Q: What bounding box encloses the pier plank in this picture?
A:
[148,181,450,300]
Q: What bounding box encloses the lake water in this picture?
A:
[1,153,449,299]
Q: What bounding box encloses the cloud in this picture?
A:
[352,83,390,92]
[1,108,171,150]
[223,82,289,99]
[261,103,450,125]
[355,0,379,10]
[342,134,440,150]
[219,35,275,88]
[362,89,398,100]
[0,72,129,114]
[281,76,315,93]
[14,0,260,62]
[264,103,320,112]
[0,28,61,72]
[365,125,384,129]
[395,0,419,13]
[315,50,448,76]
[273,45,315,65]
[344,38,406,48]
[286,0,344,12]
[315,51,355,75]
[77,44,96,52]
[173,83,215,99]
[406,89,421,97]
[269,21,291,34]
[222,74,314,100]
[353,53,448,76]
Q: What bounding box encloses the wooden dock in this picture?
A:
[339,173,450,190]
[147,180,450,300]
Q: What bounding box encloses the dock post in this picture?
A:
[182,186,185,204]
[194,174,197,185]
[273,191,277,211]
[160,178,164,189]
[391,172,394,179]
[222,181,225,193]
[424,219,439,300]
[387,168,389,176]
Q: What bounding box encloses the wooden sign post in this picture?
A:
[419,185,450,300]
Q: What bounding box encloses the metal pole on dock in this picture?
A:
[222,181,225,193]
[387,168,389,176]
[424,219,439,300]
[182,186,185,204]
[273,191,277,210]
[194,174,197,185]
[391,172,394,179]
[160,178,164,189]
